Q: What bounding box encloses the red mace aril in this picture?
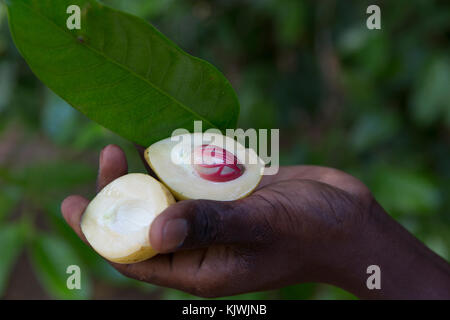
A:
[193,144,244,182]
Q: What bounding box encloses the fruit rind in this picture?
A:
[109,246,158,264]
[145,133,264,201]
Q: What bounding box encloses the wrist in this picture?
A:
[324,201,450,299]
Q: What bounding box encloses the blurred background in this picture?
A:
[0,0,449,299]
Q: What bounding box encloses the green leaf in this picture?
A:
[271,0,306,46]
[29,232,92,299]
[16,161,96,194]
[0,60,17,112]
[0,223,25,297]
[315,284,357,300]
[162,288,203,300]
[42,90,81,144]
[6,0,239,146]
[369,166,441,216]
[0,185,21,222]
[279,283,316,299]
[410,56,450,127]
[350,110,400,153]
[425,236,448,260]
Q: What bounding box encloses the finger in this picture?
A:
[96,144,128,192]
[297,165,372,198]
[110,254,177,287]
[150,199,259,253]
[61,195,90,243]
[270,165,371,198]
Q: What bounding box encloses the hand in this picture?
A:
[61,145,450,299]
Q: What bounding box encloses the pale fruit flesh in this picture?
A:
[145,133,265,201]
[81,173,175,264]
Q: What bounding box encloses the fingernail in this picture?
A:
[161,219,188,252]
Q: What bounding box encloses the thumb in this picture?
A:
[150,199,254,253]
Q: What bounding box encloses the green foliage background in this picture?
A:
[0,0,449,299]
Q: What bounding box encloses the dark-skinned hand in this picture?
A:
[61,145,450,299]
